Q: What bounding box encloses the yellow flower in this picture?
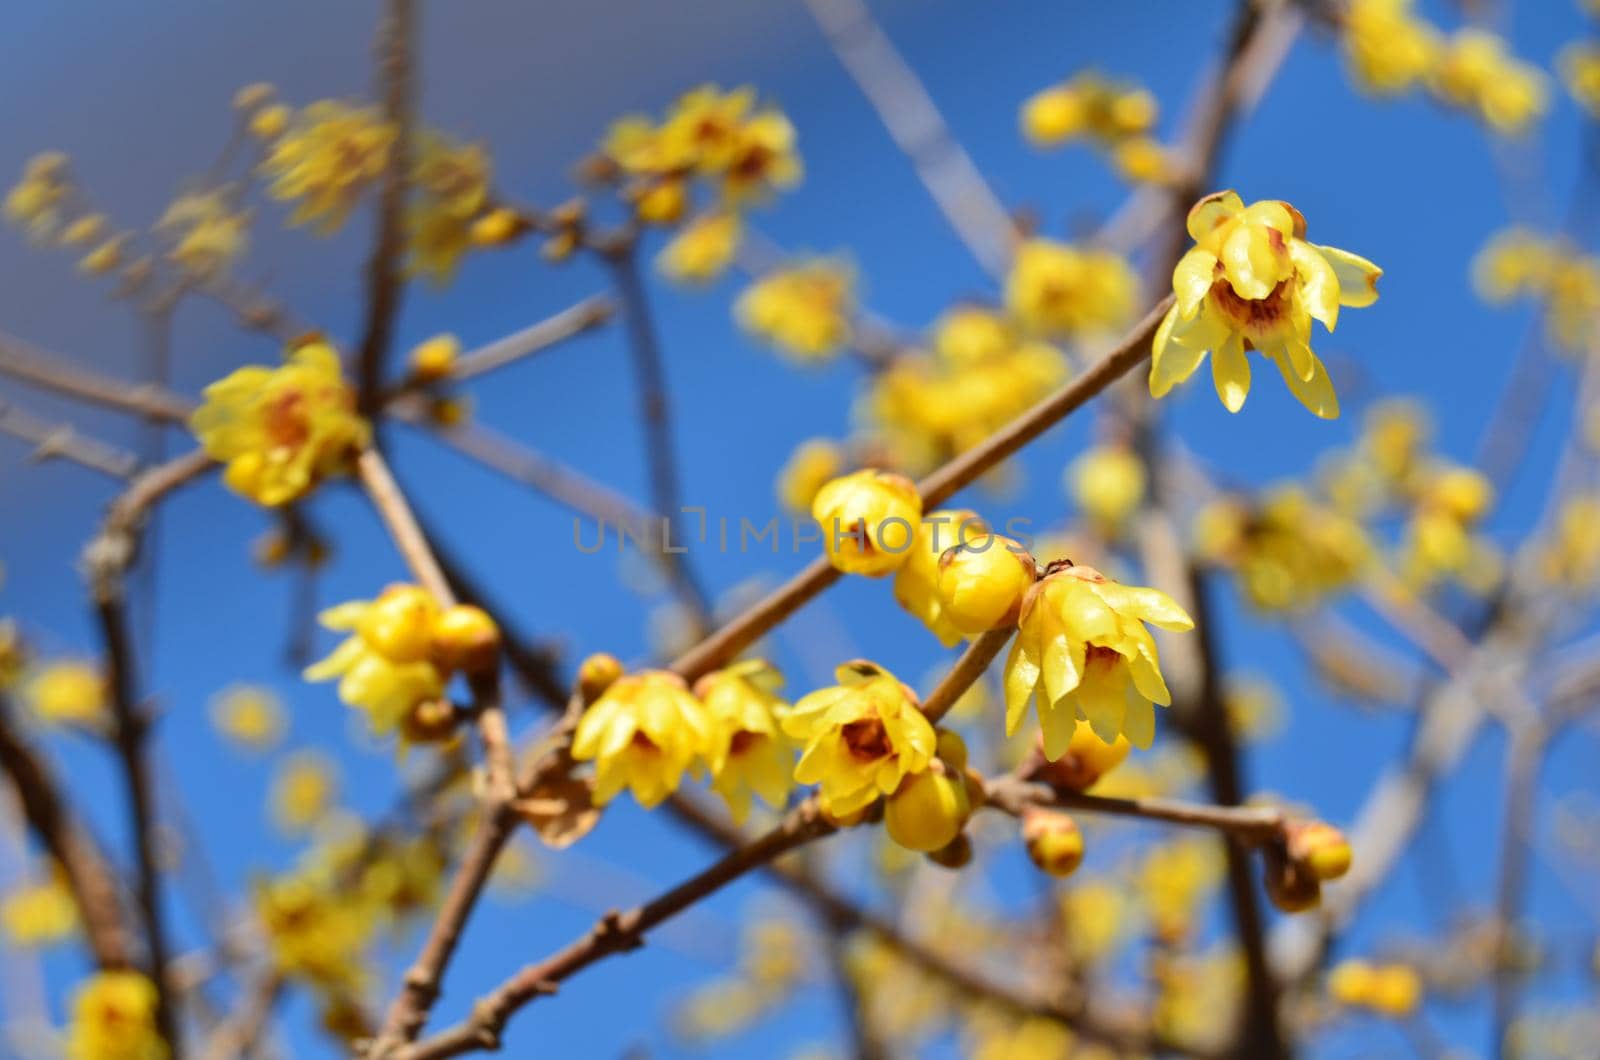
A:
[4,151,72,240]
[1111,136,1174,185]
[934,533,1037,635]
[190,340,370,507]
[158,189,250,279]
[256,868,374,990]
[61,213,108,247]
[249,104,290,141]
[1004,564,1192,754]
[1342,0,1439,95]
[811,468,923,576]
[658,84,755,173]
[776,438,845,514]
[412,131,490,220]
[262,100,396,233]
[695,661,794,824]
[1563,43,1600,116]
[784,661,937,819]
[718,110,803,204]
[736,260,855,361]
[1021,85,1088,146]
[1019,73,1158,147]
[25,660,104,727]
[1197,487,1371,610]
[572,670,716,808]
[884,730,972,852]
[1,871,78,947]
[66,971,168,1060]
[657,210,742,284]
[1475,228,1556,302]
[933,306,1013,367]
[1037,718,1130,791]
[470,206,529,247]
[270,751,338,835]
[1005,238,1137,338]
[1151,190,1381,419]
[1142,837,1222,941]
[1400,465,1500,592]
[1328,960,1423,1018]
[79,235,129,277]
[209,684,286,752]
[408,333,459,382]
[1541,494,1600,588]
[1069,443,1146,531]
[893,508,986,646]
[304,585,448,735]
[1429,29,1547,135]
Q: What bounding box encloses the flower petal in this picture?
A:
[1173,248,1218,318]
[1149,305,1208,398]
[1270,348,1340,419]
[1315,243,1382,307]
[1211,333,1251,412]
[1290,239,1340,332]
[1186,190,1243,243]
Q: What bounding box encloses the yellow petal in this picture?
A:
[1186,190,1243,243]
[1315,244,1382,308]
[1122,696,1155,750]
[1221,224,1280,301]
[1211,333,1251,412]
[1003,635,1040,735]
[1271,349,1340,419]
[1173,248,1218,318]
[1290,239,1340,332]
[1150,305,1208,398]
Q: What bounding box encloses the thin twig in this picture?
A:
[440,296,613,386]
[0,398,140,479]
[0,333,195,424]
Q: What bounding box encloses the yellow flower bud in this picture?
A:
[631,177,688,225]
[409,333,460,383]
[1022,809,1084,878]
[60,213,107,247]
[1327,960,1376,1006]
[79,235,126,276]
[357,585,439,663]
[1263,847,1321,913]
[470,206,531,247]
[233,82,276,111]
[925,832,974,869]
[811,469,923,577]
[1288,820,1352,881]
[1021,87,1085,146]
[1034,719,1130,791]
[935,533,1035,634]
[430,604,500,674]
[400,697,462,744]
[578,652,624,700]
[884,731,972,853]
[249,103,290,141]
[1368,965,1422,1017]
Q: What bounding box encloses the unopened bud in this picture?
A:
[935,534,1036,633]
[1022,809,1084,878]
[430,605,500,674]
[1287,820,1352,882]
[577,653,624,701]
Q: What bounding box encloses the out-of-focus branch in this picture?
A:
[1490,719,1545,1059]
[985,775,1287,843]
[0,333,195,424]
[0,696,134,969]
[355,0,416,414]
[198,970,283,1060]
[800,0,1016,279]
[439,296,613,386]
[0,397,140,479]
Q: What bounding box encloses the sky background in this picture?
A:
[1,0,1598,1057]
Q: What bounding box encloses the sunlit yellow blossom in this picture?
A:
[736,260,854,361]
[656,84,755,172]
[1342,0,1439,95]
[1004,564,1192,754]
[270,751,338,835]
[718,110,802,203]
[66,971,168,1060]
[1328,960,1423,1018]
[79,235,128,277]
[1562,43,1600,116]
[966,1011,1075,1060]
[573,670,716,808]
[1475,229,1600,353]
[1037,718,1129,791]
[61,213,108,247]
[4,151,72,239]
[1429,29,1547,135]
[255,868,374,990]
[1475,228,1558,303]
[811,468,922,576]
[933,306,1013,367]
[408,333,459,382]
[262,100,396,232]
[249,104,290,141]
[1362,398,1431,488]
[1006,238,1137,338]
[1020,72,1158,147]
[1111,136,1174,185]
[1069,443,1145,532]
[657,210,742,284]
[884,729,972,853]
[304,585,448,734]
[1,871,78,947]
[1196,487,1371,610]
[405,131,492,283]
[191,340,369,507]
[783,661,936,818]
[209,684,286,752]
[776,438,845,514]
[469,206,528,247]
[1400,464,1500,592]
[893,508,986,645]
[934,533,1036,635]
[1152,191,1381,419]
[1143,837,1222,941]
[695,661,794,823]
[158,189,250,279]
[26,660,104,727]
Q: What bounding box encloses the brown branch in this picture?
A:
[353,447,516,798]
[1490,720,1545,1058]
[355,0,417,415]
[984,774,1287,844]
[0,397,140,479]
[668,294,1172,683]
[800,0,1016,278]
[921,628,1014,723]
[0,332,195,424]
[441,296,614,386]
[198,970,283,1060]
[0,695,134,969]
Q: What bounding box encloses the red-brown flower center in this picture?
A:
[841,717,891,761]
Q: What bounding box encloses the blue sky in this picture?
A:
[2,1,1598,1057]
